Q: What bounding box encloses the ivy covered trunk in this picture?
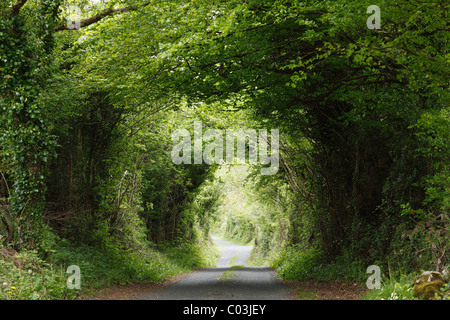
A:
[0,0,60,248]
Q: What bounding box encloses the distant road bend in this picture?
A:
[139,236,295,300]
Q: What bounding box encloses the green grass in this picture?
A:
[296,287,320,300]
[363,273,420,300]
[229,255,237,267]
[0,236,219,300]
[0,248,78,300]
[272,245,366,282]
[272,244,433,300]
[219,270,236,280]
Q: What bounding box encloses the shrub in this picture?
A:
[273,245,366,281]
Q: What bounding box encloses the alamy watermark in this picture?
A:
[367,5,381,30]
[66,5,82,30]
[66,265,81,289]
[366,265,381,289]
[171,121,279,175]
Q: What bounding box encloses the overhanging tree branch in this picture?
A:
[55,2,150,31]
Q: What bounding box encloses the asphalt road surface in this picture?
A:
[139,236,294,300]
[212,236,253,268]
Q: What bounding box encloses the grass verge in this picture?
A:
[0,237,219,300]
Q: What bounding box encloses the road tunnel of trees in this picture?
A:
[0,0,448,299]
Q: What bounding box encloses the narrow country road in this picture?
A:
[211,236,253,268]
[138,236,295,300]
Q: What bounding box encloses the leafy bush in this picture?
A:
[163,238,220,269]
[272,246,322,280]
[273,245,366,281]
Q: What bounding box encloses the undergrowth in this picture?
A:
[0,235,218,300]
[272,245,367,282]
[363,273,419,300]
